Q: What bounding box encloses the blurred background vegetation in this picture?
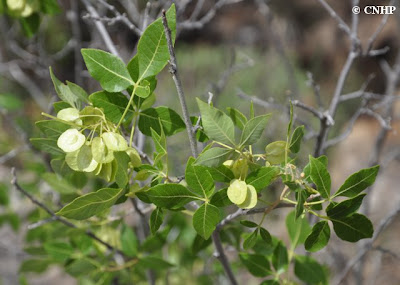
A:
[0,0,399,284]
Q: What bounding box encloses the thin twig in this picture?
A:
[179,0,244,30]
[93,0,142,36]
[316,0,353,38]
[314,0,360,156]
[163,9,240,284]
[236,89,285,110]
[364,0,394,56]
[216,203,293,231]
[162,10,198,157]
[81,0,120,57]
[292,100,324,120]
[306,72,323,108]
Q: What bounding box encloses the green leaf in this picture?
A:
[331,213,373,242]
[246,166,279,192]
[65,259,97,276]
[326,194,366,218]
[137,256,174,271]
[250,101,255,119]
[193,203,220,239]
[243,229,259,250]
[66,81,89,103]
[20,14,40,38]
[295,190,307,219]
[49,67,87,108]
[294,255,327,285]
[192,235,212,254]
[121,225,138,257]
[89,91,134,124]
[114,151,130,188]
[30,138,63,156]
[19,259,52,273]
[333,165,380,198]
[197,98,235,146]
[42,173,77,194]
[239,253,272,277]
[206,165,234,183]
[137,4,176,79]
[40,0,61,14]
[309,155,331,199]
[185,158,215,198]
[272,242,288,274]
[56,188,124,220]
[304,221,330,252]
[227,107,247,130]
[36,120,70,139]
[139,106,185,136]
[259,227,272,244]
[53,101,71,112]
[194,148,233,167]
[289,125,304,153]
[150,207,164,234]
[286,211,311,248]
[240,220,258,228]
[210,188,233,207]
[265,141,287,165]
[51,158,87,189]
[141,227,170,252]
[81,49,133,92]
[287,101,294,136]
[144,184,200,209]
[303,155,327,182]
[240,114,270,146]
[43,242,74,262]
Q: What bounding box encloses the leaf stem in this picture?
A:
[116,84,139,130]
[307,209,330,220]
[41,112,82,129]
[129,109,139,147]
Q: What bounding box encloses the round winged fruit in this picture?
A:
[65,144,98,172]
[20,0,39,17]
[232,158,248,179]
[227,179,248,205]
[237,184,257,209]
[57,108,82,126]
[6,0,25,14]
[57,129,86,153]
[91,137,114,164]
[224,159,248,179]
[126,147,142,168]
[102,132,128,151]
[265,141,287,165]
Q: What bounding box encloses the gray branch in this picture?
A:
[162,10,198,157]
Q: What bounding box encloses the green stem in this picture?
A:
[213,141,233,150]
[41,113,82,129]
[116,83,140,129]
[129,111,139,147]
[307,209,330,220]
